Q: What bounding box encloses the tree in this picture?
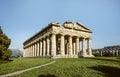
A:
[0,26,12,60]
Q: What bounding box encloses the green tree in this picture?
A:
[0,26,12,60]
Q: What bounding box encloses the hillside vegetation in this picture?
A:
[11,57,120,77]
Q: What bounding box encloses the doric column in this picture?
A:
[28,47,29,57]
[68,36,72,55]
[60,35,65,55]
[29,46,31,57]
[31,45,33,57]
[32,43,35,57]
[116,49,118,56]
[30,46,32,57]
[47,37,50,56]
[43,39,46,56]
[32,45,34,57]
[76,37,79,55]
[88,38,92,56]
[25,48,27,57]
[23,48,26,57]
[31,44,33,57]
[27,47,29,57]
[37,41,40,56]
[40,40,42,56]
[27,47,28,57]
[82,38,86,56]
[51,34,56,57]
[73,42,76,55]
[34,43,36,56]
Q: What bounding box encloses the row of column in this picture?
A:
[24,37,50,57]
[24,34,93,57]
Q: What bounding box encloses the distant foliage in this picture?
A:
[0,26,12,60]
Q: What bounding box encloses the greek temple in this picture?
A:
[23,21,94,58]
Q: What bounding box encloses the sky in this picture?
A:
[0,0,120,50]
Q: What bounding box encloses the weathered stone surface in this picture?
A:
[23,21,94,58]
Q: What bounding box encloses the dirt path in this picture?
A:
[0,60,55,77]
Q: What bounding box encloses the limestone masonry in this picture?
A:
[23,21,94,58]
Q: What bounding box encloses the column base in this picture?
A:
[80,55,94,58]
[52,55,79,58]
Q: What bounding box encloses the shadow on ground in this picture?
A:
[38,74,57,77]
[86,57,120,63]
[89,65,120,77]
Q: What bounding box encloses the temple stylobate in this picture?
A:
[23,21,94,58]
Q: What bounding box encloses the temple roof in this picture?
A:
[23,21,92,44]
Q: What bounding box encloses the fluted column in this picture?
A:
[82,38,86,56]
[35,43,37,56]
[29,46,31,57]
[26,47,28,57]
[116,49,118,56]
[31,44,33,57]
[40,40,42,56]
[88,38,92,56]
[47,37,50,56]
[43,39,46,56]
[33,43,35,56]
[23,48,26,57]
[76,37,79,55]
[30,46,31,57]
[60,35,65,55]
[27,47,29,57]
[73,42,76,55]
[68,36,72,55]
[51,34,56,57]
[25,48,27,57]
[37,41,40,56]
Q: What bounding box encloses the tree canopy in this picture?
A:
[0,26,11,60]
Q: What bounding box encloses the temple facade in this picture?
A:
[23,21,94,58]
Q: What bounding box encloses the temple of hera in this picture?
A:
[23,21,94,58]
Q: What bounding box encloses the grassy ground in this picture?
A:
[11,57,120,77]
[0,57,52,75]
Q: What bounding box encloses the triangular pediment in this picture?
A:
[75,22,92,32]
[63,21,92,32]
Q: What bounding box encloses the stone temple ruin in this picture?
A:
[92,45,120,56]
[23,21,94,58]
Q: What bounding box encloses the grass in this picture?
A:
[0,57,52,75]
[11,57,120,77]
